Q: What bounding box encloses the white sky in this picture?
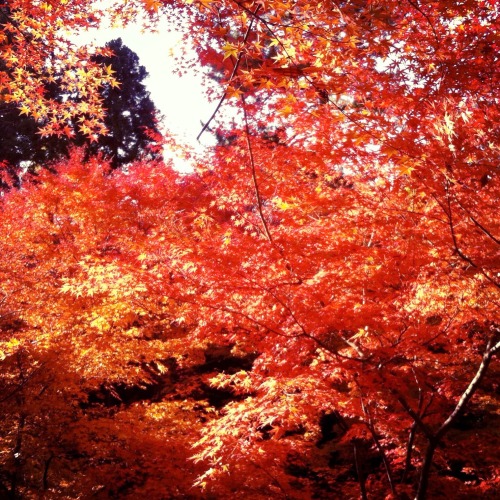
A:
[73,18,218,171]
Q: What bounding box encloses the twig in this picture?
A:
[405,0,440,49]
[241,96,273,243]
[197,5,261,140]
[454,196,500,246]
[444,180,500,289]
[358,387,397,496]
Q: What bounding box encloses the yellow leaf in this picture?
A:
[222,43,239,60]
[278,104,294,116]
[397,164,415,176]
[226,86,243,99]
[273,197,295,210]
[109,78,121,89]
[7,338,20,348]
[222,230,231,246]
[59,283,72,294]
[350,327,368,340]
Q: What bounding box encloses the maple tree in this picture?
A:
[174,1,499,496]
[0,153,208,498]
[0,0,499,499]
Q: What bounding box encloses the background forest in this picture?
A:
[0,1,499,499]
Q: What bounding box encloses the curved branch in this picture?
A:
[454,196,500,246]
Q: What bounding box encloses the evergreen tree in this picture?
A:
[79,38,162,169]
[0,38,161,185]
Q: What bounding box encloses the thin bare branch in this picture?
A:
[358,390,397,497]
[454,196,500,246]
[241,96,274,243]
[197,5,261,140]
[444,181,500,289]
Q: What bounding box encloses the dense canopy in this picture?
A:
[0,1,498,499]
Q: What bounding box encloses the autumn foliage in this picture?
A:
[0,0,499,499]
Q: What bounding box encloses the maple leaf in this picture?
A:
[397,164,415,176]
[0,1,498,499]
[226,85,243,99]
[18,104,31,116]
[222,42,239,60]
[142,0,162,13]
[104,64,115,76]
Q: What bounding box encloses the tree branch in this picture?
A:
[454,196,500,246]
[197,5,260,140]
[416,334,499,499]
[241,96,274,244]
[436,336,498,440]
[393,390,433,440]
[444,181,500,289]
[358,389,397,496]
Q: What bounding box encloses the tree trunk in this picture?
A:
[416,337,499,499]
